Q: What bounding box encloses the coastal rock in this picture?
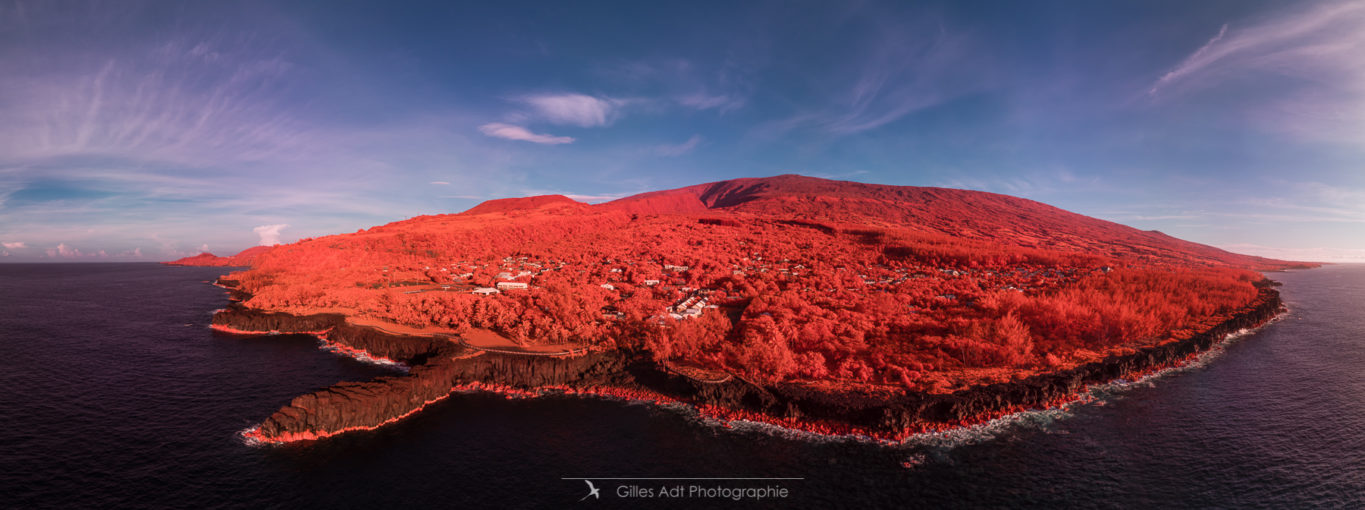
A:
[221,282,1283,443]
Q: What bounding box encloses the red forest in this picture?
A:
[210,175,1308,393]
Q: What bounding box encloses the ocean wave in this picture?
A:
[238,426,264,448]
[891,308,1288,465]
[317,341,409,372]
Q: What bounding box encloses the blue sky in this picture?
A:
[2,0,1363,262]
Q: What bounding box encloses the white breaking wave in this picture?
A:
[238,426,264,447]
[893,308,1288,465]
[317,341,409,372]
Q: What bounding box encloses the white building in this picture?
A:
[496,281,528,290]
[471,287,500,295]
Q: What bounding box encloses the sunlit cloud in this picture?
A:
[477,123,574,144]
[2,241,24,249]
[46,242,81,258]
[253,224,288,246]
[516,93,621,127]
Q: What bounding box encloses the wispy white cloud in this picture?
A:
[2,241,24,249]
[1148,24,1229,97]
[0,39,307,166]
[655,135,703,156]
[515,93,621,127]
[430,181,450,185]
[598,57,753,115]
[252,224,287,246]
[937,168,1099,198]
[1146,3,1365,143]
[757,16,989,137]
[0,4,559,260]
[477,123,574,144]
[676,93,745,113]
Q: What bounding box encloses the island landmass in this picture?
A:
[180,175,1312,443]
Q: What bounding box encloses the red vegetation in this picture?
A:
[221,175,1309,393]
[459,194,588,216]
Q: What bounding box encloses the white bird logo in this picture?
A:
[580,480,601,501]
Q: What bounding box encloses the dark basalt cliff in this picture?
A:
[217,278,1284,443]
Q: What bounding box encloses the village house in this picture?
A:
[496,281,528,290]
[471,287,500,295]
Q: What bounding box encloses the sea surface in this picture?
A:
[1,263,1362,508]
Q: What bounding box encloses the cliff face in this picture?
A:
[220,278,1284,444]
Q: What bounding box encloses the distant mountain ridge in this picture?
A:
[444,174,1288,269]
[165,245,273,267]
[172,175,1292,270]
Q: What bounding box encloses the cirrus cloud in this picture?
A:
[516,93,621,127]
[477,123,574,144]
[655,134,703,156]
[1146,3,1365,143]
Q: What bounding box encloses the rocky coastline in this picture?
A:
[217,278,1286,444]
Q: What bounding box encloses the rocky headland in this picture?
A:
[218,277,1285,444]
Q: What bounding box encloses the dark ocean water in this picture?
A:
[1,263,1362,509]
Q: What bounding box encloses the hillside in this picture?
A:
[605,175,1283,267]
[165,245,273,267]
[220,175,1305,394]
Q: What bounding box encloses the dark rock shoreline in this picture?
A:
[215,278,1285,443]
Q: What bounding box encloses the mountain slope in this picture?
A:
[219,174,1306,394]
[165,245,274,267]
[602,174,1280,268]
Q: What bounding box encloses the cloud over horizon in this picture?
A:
[253,224,288,246]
